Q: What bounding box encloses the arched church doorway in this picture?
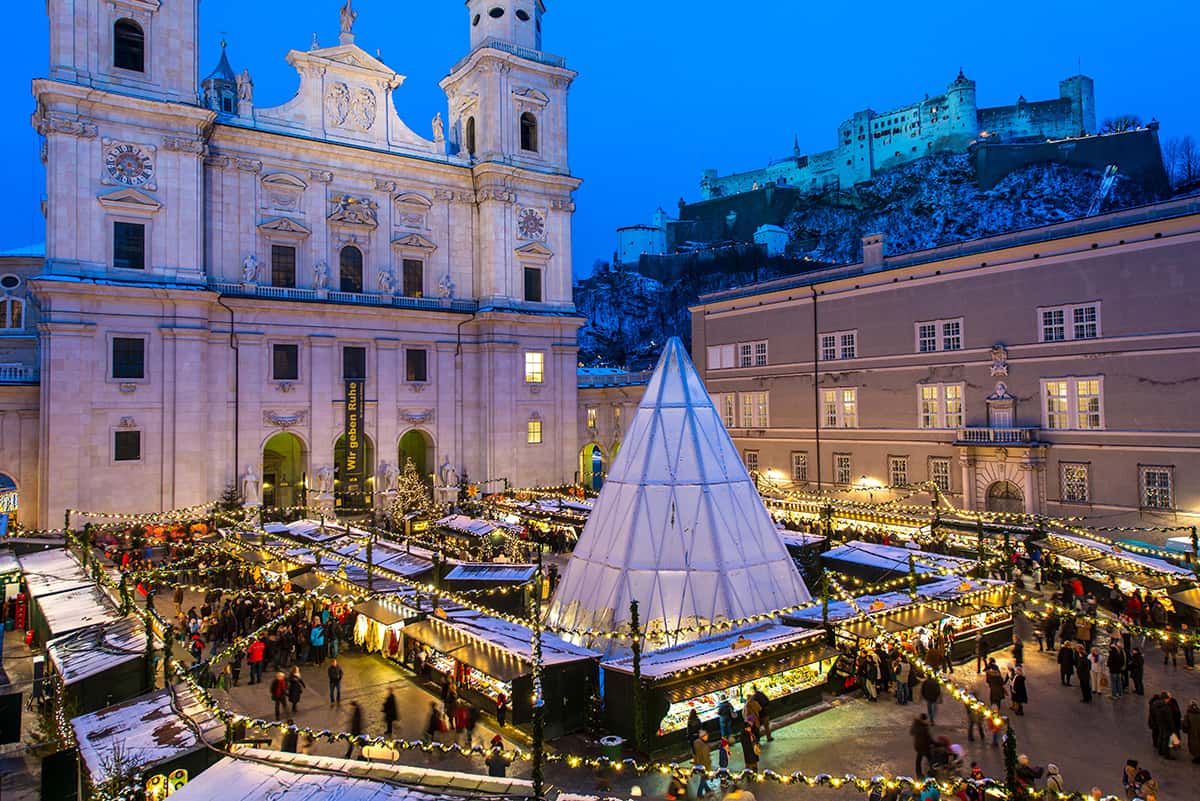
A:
[580,443,606,491]
[262,433,307,511]
[334,433,374,510]
[399,430,433,484]
[986,480,1024,515]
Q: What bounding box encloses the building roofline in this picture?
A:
[692,195,1200,308]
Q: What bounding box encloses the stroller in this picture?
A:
[928,736,964,781]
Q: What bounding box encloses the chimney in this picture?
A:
[862,233,885,271]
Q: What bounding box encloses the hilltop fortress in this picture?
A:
[701,71,1096,198]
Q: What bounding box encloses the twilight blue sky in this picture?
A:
[3,1,1197,277]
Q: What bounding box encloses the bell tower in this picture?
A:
[467,0,544,51]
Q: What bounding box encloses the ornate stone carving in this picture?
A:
[236,158,264,173]
[990,343,1009,377]
[314,261,329,289]
[162,135,206,155]
[326,82,377,131]
[263,410,307,429]
[118,416,137,429]
[477,186,516,204]
[242,253,260,283]
[432,112,445,144]
[119,383,138,394]
[205,155,233,170]
[438,273,455,299]
[377,268,394,294]
[351,87,377,130]
[276,381,297,393]
[408,382,428,394]
[433,188,473,204]
[328,194,378,227]
[399,409,435,424]
[374,179,397,193]
[36,114,98,139]
[326,82,351,126]
[550,198,576,213]
[309,169,334,184]
[237,69,254,103]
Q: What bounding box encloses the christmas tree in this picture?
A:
[391,459,432,520]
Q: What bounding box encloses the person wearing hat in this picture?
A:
[1044,764,1064,795]
[485,735,509,778]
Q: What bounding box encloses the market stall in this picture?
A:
[1043,532,1195,603]
[401,609,598,737]
[441,563,535,616]
[26,583,121,646]
[0,550,20,604]
[600,623,837,749]
[915,577,1013,660]
[47,615,149,713]
[350,592,424,658]
[820,540,974,584]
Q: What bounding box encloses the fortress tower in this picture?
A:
[1059,74,1096,136]
[945,69,979,144]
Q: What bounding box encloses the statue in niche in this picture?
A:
[241,253,259,283]
[340,0,357,35]
[379,461,399,494]
[438,273,455,299]
[990,343,1009,377]
[439,459,460,489]
[377,268,394,294]
[314,261,329,289]
[316,464,335,496]
[240,465,260,506]
[432,113,445,145]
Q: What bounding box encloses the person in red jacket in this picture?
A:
[270,671,288,720]
[247,638,266,685]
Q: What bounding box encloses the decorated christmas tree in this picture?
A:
[390,459,432,520]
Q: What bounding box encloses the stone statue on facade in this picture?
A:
[314,261,329,290]
[241,253,259,284]
[340,0,357,35]
[241,465,261,507]
[377,268,394,294]
[431,112,445,145]
[237,69,254,103]
[439,458,460,490]
[437,273,455,299]
[990,343,1009,377]
[316,464,335,497]
[379,461,399,494]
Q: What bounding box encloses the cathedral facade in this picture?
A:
[15,0,581,526]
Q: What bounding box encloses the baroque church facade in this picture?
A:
[16,0,582,526]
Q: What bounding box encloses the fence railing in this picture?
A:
[957,427,1039,444]
[210,282,479,314]
[0,364,38,383]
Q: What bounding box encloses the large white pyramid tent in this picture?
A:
[546,338,811,649]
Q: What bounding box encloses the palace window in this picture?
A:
[1060,462,1090,503]
[737,340,768,367]
[113,430,142,462]
[271,245,296,288]
[520,112,539,152]
[524,351,545,384]
[918,384,964,429]
[739,392,769,428]
[1042,376,1104,430]
[706,344,735,370]
[820,330,856,360]
[111,337,145,380]
[339,246,363,293]
[405,348,428,383]
[719,394,736,428]
[835,453,852,485]
[791,452,808,482]
[586,408,597,430]
[402,259,424,298]
[524,266,543,303]
[1,298,23,330]
[113,222,145,270]
[929,457,951,493]
[889,456,909,487]
[342,346,366,380]
[272,344,299,382]
[822,388,858,428]
[744,450,759,473]
[1139,465,1173,510]
[915,318,963,352]
[1040,302,1100,342]
[113,19,145,73]
[527,418,543,445]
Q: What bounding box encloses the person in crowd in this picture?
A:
[986,705,1005,747]
[985,661,1006,708]
[1010,667,1027,716]
[1148,693,1174,758]
[740,722,760,774]
[486,735,510,778]
[309,617,326,666]
[895,655,912,705]
[1015,754,1043,794]
[346,702,363,759]
[270,671,288,720]
[686,709,702,744]
[974,633,987,674]
[496,691,509,728]
[1044,764,1063,795]
[966,702,985,743]
[751,685,773,742]
[1185,699,1200,763]
[424,701,442,744]
[247,637,266,685]
[281,719,299,753]
[717,698,735,737]
[1087,647,1103,696]
[328,659,343,705]
[910,713,933,777]
[286,666,306,714]
[1107,642,1126,698]
[1161,632,1179,669]
[1128,647,1146,696]
[1121,759,1139,800]
[692,729,713,798]
[383,690,399,736]
[920,673,942,725]
[1011,636,1024,668]
[1056,641,1076,686]
[1076,644,1092,703]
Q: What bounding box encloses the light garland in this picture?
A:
[1015,591,1200,646]
[68,500,218,523]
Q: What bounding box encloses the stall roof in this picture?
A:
[787,589,916,625]
[436,515,497,537]
[0,550,19,575]
[169,749,534,801]
[37,584,122,638]
[822,541,974,575]
[72,685,226,786]
[878,606,948,633]
[1048,533,1194,578]
[779,531,827,548]
[264,519,353,544]
[1169,587,1200,614]
[602,622,827,680]
[353,598,417,627]
[48,615,147,685]
[404,611,596,682]
[18,548,93,598]
[443,564,536,583]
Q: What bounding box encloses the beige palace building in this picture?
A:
[691,197,1200,535]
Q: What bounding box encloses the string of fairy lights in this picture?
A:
[1015,590,1200,646]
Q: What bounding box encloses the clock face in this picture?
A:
[105,144,154,186]
[517,208,546,240]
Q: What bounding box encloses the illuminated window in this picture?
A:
[915,319,963,352]
[1,298,23,330]
[524,352,544,384]
[1042,377,1103,430]
[586,407,597,429]
[1060,463,1090,503]
[1075,379,1101,430]
[929,458,951,493]
[527,419,543,445]
[791,452,808,482]
[834,454,852,485]
[889,456,908,487]
[1140,466,1172,509]
[744,450,759,472]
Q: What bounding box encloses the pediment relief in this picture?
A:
[515,241,553,261]
[393,192,433,210]
[513,87,551,106]
[290,45,402,85]
[391,233,438,252]
[257,216,311,235]
[262,172,308,191]
[97,187,161,213]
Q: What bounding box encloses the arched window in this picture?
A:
[339,246,363,294]
[520,112,538,152]
[113,19,145,73]
[465,117,476,157]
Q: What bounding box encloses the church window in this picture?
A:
[1,298,22,330]
[113,19,145,73]
[221,94,234,113]
[465,117,476,156]
[272,344,299,382]
[113,430,142,462]
[527,418,543,445]
[402,259,423,298]
[113,222,145,270]
[339,246,363,293]
[342,346,367,380]
[516,9,531,21]
[489,7,505,18]
[473,14,481,26]
[271,245,296,288]
[524,267,543,303]
[520,112,538,152]
[111,337,145,380]
[524,352,545,384]
[406,348,428,383]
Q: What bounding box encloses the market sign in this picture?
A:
[342,380,366,505]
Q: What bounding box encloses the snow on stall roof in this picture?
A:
[916,576,1007,599]
[18,548,93,598]
[38,584,122,638]
[788,588,917,624]
[779,530,827,548]
[602,622,826,679]
[73,685,224,786]
[443,563,536,583]
[822,540,973,573]
[0,550,20,575]
[48,615,147,685]
[436,515,498,537]
[1048,532,1193,576]
[437,608,598,666]
[169,749,534,801]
